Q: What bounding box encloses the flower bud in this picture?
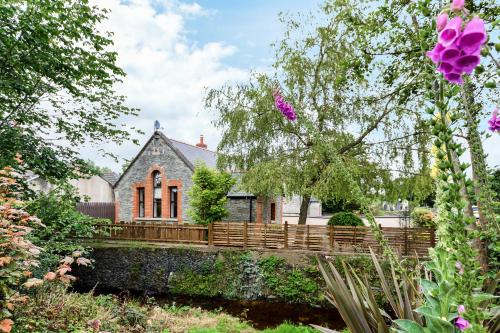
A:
[451,0,464,12]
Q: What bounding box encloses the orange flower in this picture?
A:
[44,272,56,281]
[0,319,13,333]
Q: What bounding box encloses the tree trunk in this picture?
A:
[298,195,310,225]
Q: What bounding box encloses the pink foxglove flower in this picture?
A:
[458,17,487,53]
[454,47,481,74]
[488,108,500,132]
[451,0,465,12]
[426,43,445,64]
[441,43,461,62]
[436,13,449,31]
[439,16,462,47]
[455,317,471,331]
[444,72,463,85]
[273,90,297,121]
[437,62,454,74]
[458,305,465,314]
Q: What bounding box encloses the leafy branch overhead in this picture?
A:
[0,0,140,181]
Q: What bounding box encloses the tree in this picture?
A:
[206,2,430,224]
[187,163,236,225]
[0,0,140,182]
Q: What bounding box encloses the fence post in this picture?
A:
[208,223,213,246]
[176,222,180,242]
[244,221,248,248]
[264,223,267,248]
[404,225,409,256]
[329,225,334,252]
[430,228,436,248]
[306,225,310,250]
[378,224,383,254]
[284,221,288,249]
[226,221,230,246]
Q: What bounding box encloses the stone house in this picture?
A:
[113,130,283,224]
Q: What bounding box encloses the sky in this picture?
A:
[82,0,499,173]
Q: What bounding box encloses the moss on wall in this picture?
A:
[75,242,399,307]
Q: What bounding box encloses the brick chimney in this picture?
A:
[195,135,207,149]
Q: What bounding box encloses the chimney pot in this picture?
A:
[195,135,207,149]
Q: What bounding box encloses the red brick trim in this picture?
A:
[132,181,145,219]
[167,179,183,223]
[144,165,167,218]
[114,200,120,224]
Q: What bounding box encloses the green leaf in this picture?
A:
[394,319,425,333]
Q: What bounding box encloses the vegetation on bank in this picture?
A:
[13,284,317,333]
[167,248,396,308]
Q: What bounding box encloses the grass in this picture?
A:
[12,284,320,333]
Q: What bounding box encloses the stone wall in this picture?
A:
[74,243,396,308]
[224,198,256,222]
[74,243,327,306]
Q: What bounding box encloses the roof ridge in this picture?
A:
[168,137,217,153]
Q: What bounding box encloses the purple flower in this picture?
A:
[455,317,471,331]
[458,305,465,314]
[426,43,445,64]
[488,108,500,132]
[441,43,461,62]
[444,72,463,85]
[436,13,449,31]
[273,90,297,121]
[454,47,481,74]
[458,17,487,54]
[437,61,454,74]
[439,16,462,47]
[451,0,465,12]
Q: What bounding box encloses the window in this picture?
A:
[270,202,276,221]
[138,187,145,217]
[169,186,178,218]
[153,171,162,218]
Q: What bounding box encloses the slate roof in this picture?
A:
[114,131,217,188]
[168,138,217,168]
[100,171,119,186]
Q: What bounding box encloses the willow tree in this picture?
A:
[206,1,432,224]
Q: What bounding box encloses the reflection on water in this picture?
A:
[157,295,345,330]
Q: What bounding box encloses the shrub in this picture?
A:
[26,182,105,274]
[187,162,236,225]
[327,212,364,227]
[410,207,435,228]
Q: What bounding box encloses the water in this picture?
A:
[156,295,345,330]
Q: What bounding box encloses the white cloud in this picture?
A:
[178,2,211,16]
[82,0,247,171]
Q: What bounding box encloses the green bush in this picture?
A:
[26,182,107,275]
[410,207,435,228]
[327,212,363,226]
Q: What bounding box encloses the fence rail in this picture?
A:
[212,222,435,256]
[93,222,208,244]
[91,221,435,256]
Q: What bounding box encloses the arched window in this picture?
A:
[152,171,162,218]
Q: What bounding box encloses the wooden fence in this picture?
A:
[93,222,208,244]
[77,202,115,221]
[91,221,435,256]
[211,222,435,256]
